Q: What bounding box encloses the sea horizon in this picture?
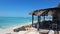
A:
[0,16,52,29]
[0,17,37,29]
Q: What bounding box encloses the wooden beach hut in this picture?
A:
[29,3,60,34]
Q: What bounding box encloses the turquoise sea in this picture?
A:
[0,16,52,29]
[0,17,37,29]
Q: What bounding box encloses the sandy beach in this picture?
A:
[0,22,33,34]
[0,20,37,34]
[0,28,16,34]
[0,25,26,34]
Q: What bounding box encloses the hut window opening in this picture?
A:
[41,15,52,22]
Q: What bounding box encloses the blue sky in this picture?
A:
[0,0,60,17]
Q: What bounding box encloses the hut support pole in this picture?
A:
[37,16,40,31]
[44,15,45,21]
[32,15,34,27]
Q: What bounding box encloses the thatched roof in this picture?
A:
[29,2,60,16]
[29,5,60,16]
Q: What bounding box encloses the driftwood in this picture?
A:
[13,26,26,32]
[13,24,31,32]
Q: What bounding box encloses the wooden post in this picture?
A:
[44,15,45,21]
[32,15,34,27]
[37,16,40,31]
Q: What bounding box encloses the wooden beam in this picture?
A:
[32,15,34,26]
[37,16,40,31]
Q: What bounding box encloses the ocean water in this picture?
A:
[0,16,52,29]
[0,17,37,29]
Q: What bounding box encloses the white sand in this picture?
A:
[0,22,33,34]
[0,28,16,34]
[0,21,38,34]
